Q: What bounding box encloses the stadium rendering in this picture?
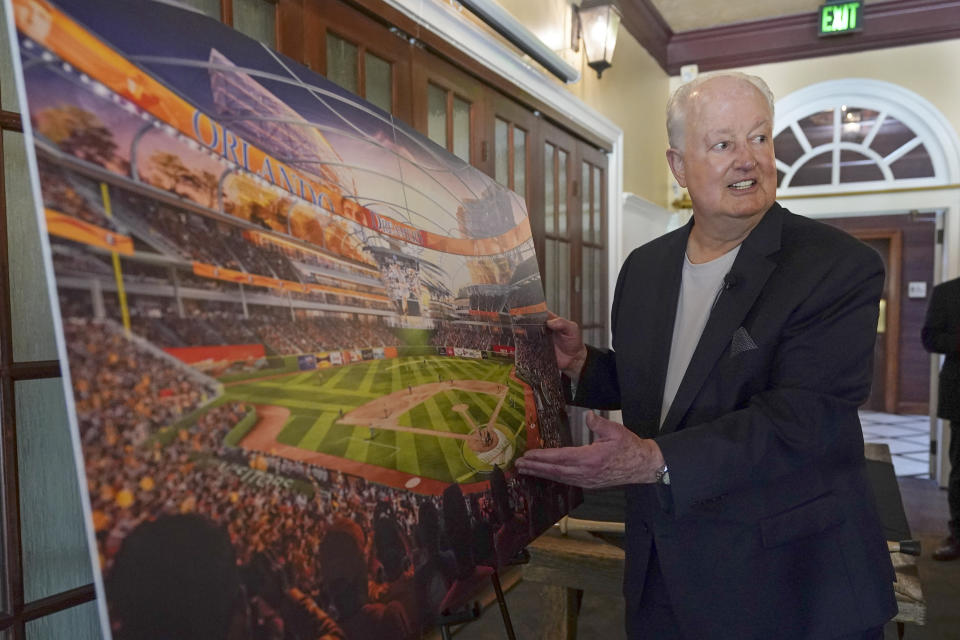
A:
[14,1,579,636]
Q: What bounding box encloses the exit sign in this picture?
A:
[819,1,863,36]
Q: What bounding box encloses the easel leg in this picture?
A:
[491,570,517,640]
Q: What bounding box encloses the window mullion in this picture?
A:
[831,107,841,186]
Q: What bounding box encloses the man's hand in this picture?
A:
[515,412,665,488]
[546,312,588,380]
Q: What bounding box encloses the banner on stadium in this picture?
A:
[164,344,266,365]
[12,1,577,637]
[493,345,517,356]
[46,209,135,256]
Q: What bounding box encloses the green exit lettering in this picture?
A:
[819,2,862,36]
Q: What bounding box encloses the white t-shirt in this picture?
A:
[659,246,740,428]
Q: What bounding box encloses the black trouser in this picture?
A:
[627,544,885,640]
[626,543,682,640]
[950,421,960,539]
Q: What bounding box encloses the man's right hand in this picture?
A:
[545,312,588,380]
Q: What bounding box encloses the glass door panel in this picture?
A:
[233,0,276,47]
[513,127,526,198]
[452,96,471,163]
[326,33,359,94]
[364,51,392,114]
[495,118,509,186]
[427,83,447,149]
[544,142,555,233]
[308,1,408,120]
[411,49,482,168]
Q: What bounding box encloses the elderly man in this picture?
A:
[516,73,896,639]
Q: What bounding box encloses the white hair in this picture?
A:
[666,72,775,149]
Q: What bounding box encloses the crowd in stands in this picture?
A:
[506,278,543,310]
[118,298,397,353]
[38,160,119,232]
[430,321,514,351]
[513,322,569,450]
[52,244,114,277]
[65,318,218,447]
[64,314,572,639]
[467,290,506,313]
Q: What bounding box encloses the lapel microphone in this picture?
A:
[723,273,740,291]
[712,272,739,311]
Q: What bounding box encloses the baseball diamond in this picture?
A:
[226,355,532,492]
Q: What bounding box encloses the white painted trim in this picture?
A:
[380,0,626,331]
[382,0,622,145]
[775,79,960,187]
[456,0,580,82]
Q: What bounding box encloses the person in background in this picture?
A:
[922,275,960,560]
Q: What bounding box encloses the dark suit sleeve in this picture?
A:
[569,345,620,409]
[656,245,884,517]
[922,283,960,355]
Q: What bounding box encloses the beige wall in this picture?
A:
[570,28,671,208]
[496,0,671,207]
[731,39,960,145]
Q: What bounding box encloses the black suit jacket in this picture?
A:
[922,277,960,421]
[574,203,896,639]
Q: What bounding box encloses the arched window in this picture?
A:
[774,79,960,194]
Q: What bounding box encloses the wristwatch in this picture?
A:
[655,463,670,486]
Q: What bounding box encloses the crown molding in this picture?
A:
[620,0,960,75]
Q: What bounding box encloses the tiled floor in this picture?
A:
[860,410,931,478]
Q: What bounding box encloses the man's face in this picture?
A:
[667,78,777,228]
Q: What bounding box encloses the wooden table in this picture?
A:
[523,443,926,639]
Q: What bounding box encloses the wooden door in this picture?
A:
[302,0,413,122]
[411,49,485,168]
[855,232,902,413]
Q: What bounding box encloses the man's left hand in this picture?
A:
[515,412,665,488]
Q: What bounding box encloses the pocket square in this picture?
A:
[730,326,758,356]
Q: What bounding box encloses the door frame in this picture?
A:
[853,229,902,414]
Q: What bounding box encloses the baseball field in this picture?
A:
[222,354,531,489]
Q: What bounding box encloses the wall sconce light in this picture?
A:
[573,2,622,79]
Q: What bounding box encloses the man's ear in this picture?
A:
[666,148,686,187]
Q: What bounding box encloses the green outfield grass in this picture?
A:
[221,355,528,484]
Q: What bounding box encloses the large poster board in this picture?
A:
[6,0,580,638]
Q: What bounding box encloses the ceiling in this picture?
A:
[646,0,895,33]
[612,0,960,74]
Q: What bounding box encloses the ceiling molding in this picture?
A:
[615,0,671,70]
[621,0,960,76]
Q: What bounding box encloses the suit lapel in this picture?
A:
[659,204,785,434]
